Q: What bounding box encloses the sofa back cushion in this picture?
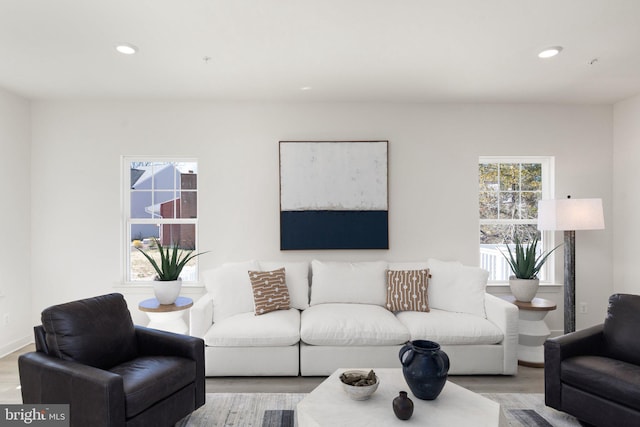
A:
[604,293,640,365]
[259,261,310,310]
[204,260,260,322]
[426,259,488,318]
[41,293,137,369]
[310,260,388,306]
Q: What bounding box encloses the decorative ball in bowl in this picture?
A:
[339,370,379,401]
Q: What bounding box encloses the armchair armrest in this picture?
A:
[19,352,126,427]
[135,326,203,359]
[134,326,205,408]
[190,293,213,338]
[544,323,605,408]
[484,293,519,374]
[545,323,605,360]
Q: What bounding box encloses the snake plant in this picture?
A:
[136,238,208,281]
[501,235,559,280]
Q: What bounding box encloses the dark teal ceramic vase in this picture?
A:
[399,340,450,400]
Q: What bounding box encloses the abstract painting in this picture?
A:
[279,141,388,250]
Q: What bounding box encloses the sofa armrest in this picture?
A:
[484,293,519,374]
[134,326,205,408]
[19,352,126,427]
[544,323,604,409]
[190,293,214,338]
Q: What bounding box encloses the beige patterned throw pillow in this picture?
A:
[386,269,430,312]
[248,268,290,315]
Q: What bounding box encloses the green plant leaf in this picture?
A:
[137,238,209,281]
[499,235,560,280]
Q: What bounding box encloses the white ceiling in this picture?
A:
[2,0,640,103]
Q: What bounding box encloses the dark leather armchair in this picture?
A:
[18,293,205,427]
[545,293,640,427]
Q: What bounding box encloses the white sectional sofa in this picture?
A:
[190,259,518,376]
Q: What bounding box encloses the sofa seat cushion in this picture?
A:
[204,308,300,347]
[301,303,410,346]
[109,356,195,418]
[562,355,640,411]
[395,309,503,345]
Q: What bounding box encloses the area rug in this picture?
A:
[483,393,580,427]
[176,392,581,426]
[175,393,305,427]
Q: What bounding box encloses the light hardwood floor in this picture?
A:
[2,344,544,403]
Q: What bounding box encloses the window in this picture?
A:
[479,157,554,282]
[123,158,199,282]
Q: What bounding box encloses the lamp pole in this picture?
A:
[564,230,576,333]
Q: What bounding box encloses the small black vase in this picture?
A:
[393,391,414,420]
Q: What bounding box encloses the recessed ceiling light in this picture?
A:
[538,46,562,59]
[115,44,138,55]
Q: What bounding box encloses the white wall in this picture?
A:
[0,88,31,356]
[27,101,613,337]
[613,94,640,295]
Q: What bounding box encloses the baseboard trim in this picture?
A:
[0,336,32,359]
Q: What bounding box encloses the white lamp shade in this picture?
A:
[537,198,605,231]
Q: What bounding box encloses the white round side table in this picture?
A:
[501,295,557,368]
[138,296,193,334]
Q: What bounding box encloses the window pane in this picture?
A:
[499,191,518,219]
[130,191,153,219]
[130,224,160,244]
[130,224,197,282]
[479,163,498,191]
[520,191,541,219]
[130,165,146,189]
[521,163,542,191]
[499,164,519,191]
[479,192,498,219]
[180,191,197,218]
[180,171,197,190]
[156,190,177,219]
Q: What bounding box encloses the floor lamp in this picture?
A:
[537,196,605,334]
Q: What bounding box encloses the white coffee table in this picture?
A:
[297,368,507,426]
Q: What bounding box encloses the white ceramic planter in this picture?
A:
[153,278,182,305]
[509,277,539,302]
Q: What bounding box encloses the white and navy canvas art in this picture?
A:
[279,141,388,250]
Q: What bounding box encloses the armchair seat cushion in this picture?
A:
[562,355,640,412]
[109,356,196,418]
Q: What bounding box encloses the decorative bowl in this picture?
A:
[339,369,379,401]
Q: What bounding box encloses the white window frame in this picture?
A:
[122,156,200,284]
[479,156,555,283]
